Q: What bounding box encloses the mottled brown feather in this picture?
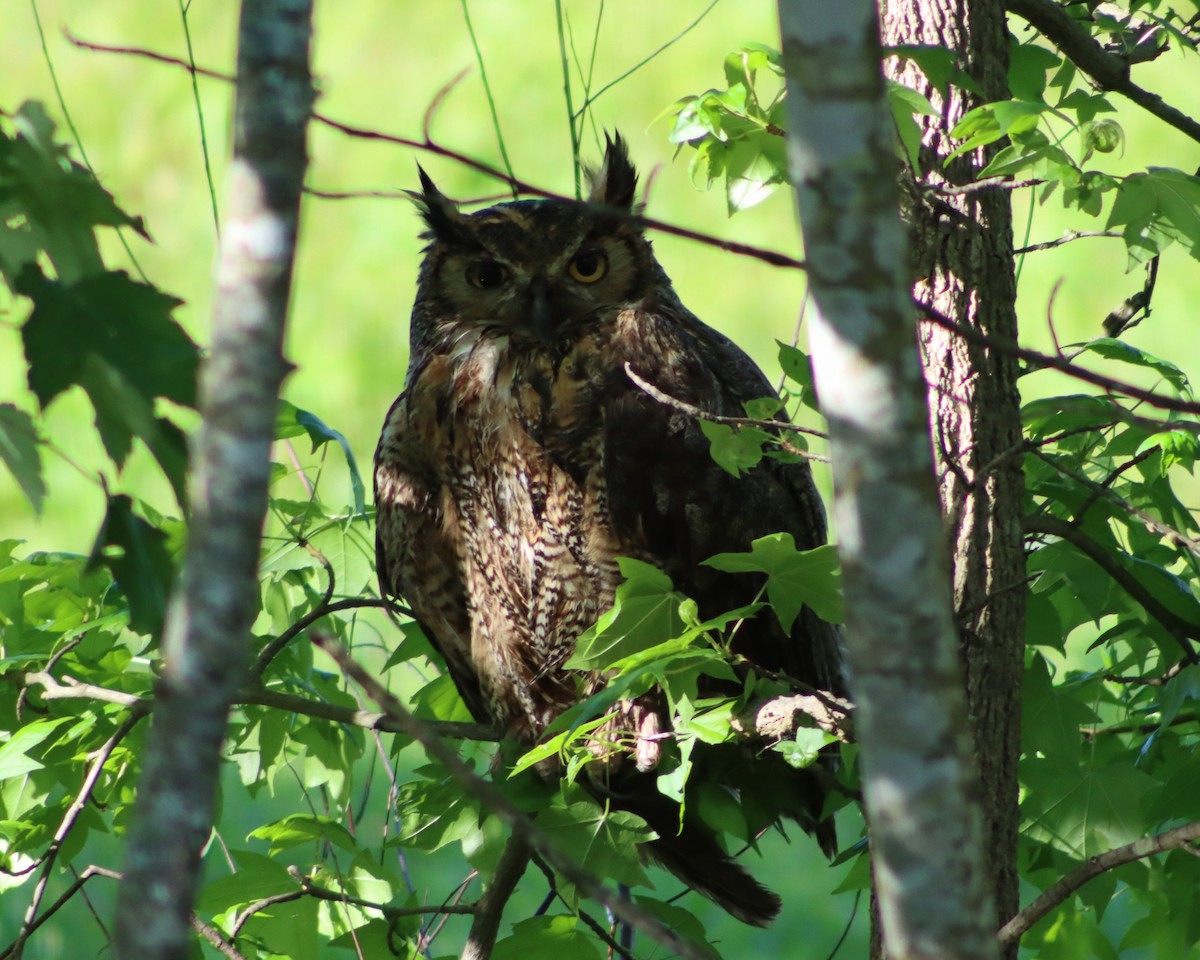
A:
[375,134,845,925]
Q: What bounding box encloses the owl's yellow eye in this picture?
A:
[466,260,509,289]
[567,249,608,284]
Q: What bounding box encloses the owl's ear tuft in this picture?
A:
[587,133,639,212]
[410,166,468,242]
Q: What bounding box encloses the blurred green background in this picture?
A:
[2,1,1198,957]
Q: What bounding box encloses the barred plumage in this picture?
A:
[375,134,845,925]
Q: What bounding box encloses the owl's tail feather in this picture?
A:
[588,776,781,927]
[644,821,782,928]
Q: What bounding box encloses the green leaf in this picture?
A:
[87,495,175,637]
[704,534,843,629]
[19,266,195,410]
[492,916,603,960]
[699,420,769,477]
[1022,654,1097,761]
[197,850,296,914]
[394,777,481,852]
[1107,168,1200,265]
[537,801,652,886]
[632,897,720,959]
[1072,338,1191,393]
[276,401,366,515]
[949,100,1050,160]
[1008,41,1061,102]
[248,814,358,855]
[0,405,45,513]
[776,726,836,769]
[1021,757,1157,859]
[887,80,937,170]
[1,101,148,284]
[885,45,981,97]
[566,559,684,670]
[17,265,197,502]
[0,718,71,780]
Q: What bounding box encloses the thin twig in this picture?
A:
[997,821,1200,946]
[624,364,829,461]
[918,302,1200,416]
[191,916,247,960]
[1005,0,1200,145]
[8,710,146,959]
[1014,230,1122,255]
[927,176,1044,196]
[0,866,122,960]
[312,633,714,960]
[1024,515,1200,659]
[64,30,809,272]
[1106,660,1190,686]
[251,596,393,681]
[1037,452,1200,561]
[24,672,499,742]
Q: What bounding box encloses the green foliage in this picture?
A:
[663,44,789,213]
[4,4,1200,956]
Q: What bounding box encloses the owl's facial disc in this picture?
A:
[440,231,638,343]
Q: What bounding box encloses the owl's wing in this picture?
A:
[600,308,845,696]
[374,391,489,723]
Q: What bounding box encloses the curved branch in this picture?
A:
[1024,515,1200,659]
[1005,0,1200,145]
[997,821,1200,946]
[250,597,392,681]
[461,834,530,960]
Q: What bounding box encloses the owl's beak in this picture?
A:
[528,279,553,344]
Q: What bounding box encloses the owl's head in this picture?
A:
[410,134,666,348]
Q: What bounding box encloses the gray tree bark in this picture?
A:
[881,0,1026,943]
[777,3,1000,959]
[112,3,313,958]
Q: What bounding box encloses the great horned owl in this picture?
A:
[375,134,845,926]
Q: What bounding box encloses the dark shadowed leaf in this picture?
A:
[87,495,174,637]
[0,404,45,513]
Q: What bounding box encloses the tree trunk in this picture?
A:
[112,3,313,958]
[778,2,1001,958]
[881,0,1026,947]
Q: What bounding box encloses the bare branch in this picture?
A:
[64,31,808,273]
[0,866,121,960]
[623,364,829,462]
[1005,0,1200,145]
[997,821,1200,946]
[461,835,530,960]
[928,176,1044,196]
[24,673,499,742]
[1024,515,1200,659]
[190,917,247,960]
[1014,230,1122,255]
[251,596,392,681]
[1106,660,1190,686]
[919,303,1200,416]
